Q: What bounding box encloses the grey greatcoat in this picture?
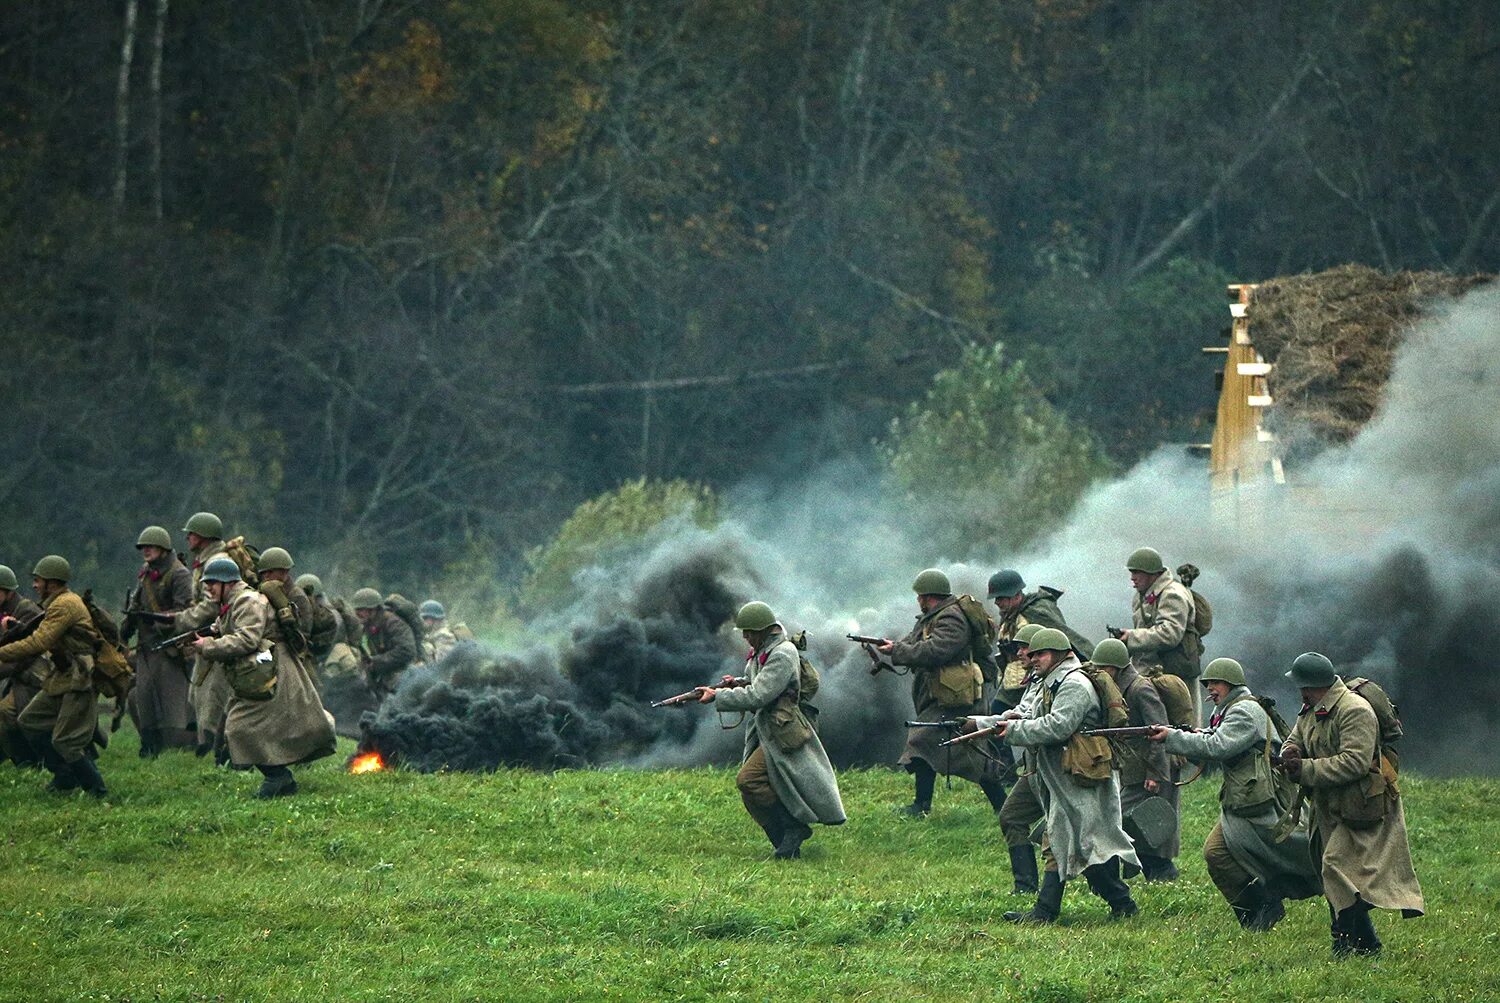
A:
[180,539,232,741]
[1283,679,1423,915]
[715,627,846,827]
[198,582,336,768]
[1116,664,1180,859]
[1123,569,1197,678]
[1002,654,1139,882]
[1166,686,1321,900]
[126,552,194,733]
[891,596,998,784]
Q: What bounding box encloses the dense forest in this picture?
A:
[2,1,1496,605]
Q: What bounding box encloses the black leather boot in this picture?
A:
[1139,854,1179,883]
[1085,858,1139,919]
[138,728,160,759]
[1008,844,1039,895]
[770,803,812,860]
[31,736,78,792]
[255,765,298,798]
[1004,869,1063,923]
[1330,904,1354,957]
[897,761,936,817]
[1230,885,1261,929]
[195,729,215,758]
[71,756,109,798]
[1344,904,1382,956]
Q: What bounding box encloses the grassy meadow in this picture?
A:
[1,735,1496,1002]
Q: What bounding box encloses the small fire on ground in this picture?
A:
[349,751,386,774]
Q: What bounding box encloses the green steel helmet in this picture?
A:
[1028,627,1071,654]
[257,547,294,572]
[1126,547,1166,574]
[136,525,173,550]
[734,601,777,631]
[31,555,72,582]
[201,557,241,583]
[1201,657,1247,686]
[295,574,323,596]
[1014,623,1044,646]
[1090,637,1130,669]
[182,511,224,539]
[352,587,384,610]
[911,568,952,596]
[0,565,17,591]
[986,569,1025,599]
[1285,651,1337,688]
[419,600,446,619]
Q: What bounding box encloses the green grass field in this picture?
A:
[1,736,1496,1003]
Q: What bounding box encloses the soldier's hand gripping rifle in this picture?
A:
[939,722,1005,748]
[650,675,749,708]
[847,634,899,676]
[1105,624,1126,640]
[148,625,217,653]
[1081,725,1193,738]
[0,612,44,678]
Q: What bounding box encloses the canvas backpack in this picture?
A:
[81,588,134,700]
[384,593,427,646]
[222,536,261,587]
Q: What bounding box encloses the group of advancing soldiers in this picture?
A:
[0,511,471,799]
[708,545,1422,957]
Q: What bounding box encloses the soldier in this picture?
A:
[968,627,1140,923]
[189,557,335,797]
[988,569,1095,711]
[1146,657,1320,931]
[995,622,1047,894]
[1111,547,1202,722]
[0,563,46,767]
[352,588,418,699]
[254,548,314,663]
[874,569,1005,818]
[0,556,110,797]
[420,600,459,662]
[180,511,233,759]
[1089,637,1180,881]
[294,573,345,671]
[121,526,194,757]
[1278,652,1423,956]
[694,601,846,858]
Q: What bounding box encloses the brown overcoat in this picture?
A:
[891,597,998,783]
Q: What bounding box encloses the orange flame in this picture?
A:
[350,751,386,774]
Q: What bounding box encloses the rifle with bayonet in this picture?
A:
[148,625,217,653]
[650,675,749,708]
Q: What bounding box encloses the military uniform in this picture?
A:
[1283,674,1423,954]
[305,593,343,664]
[198,579,335,790]
[0,589,46,765]
[361,609,418,698]
[1166,682,1320,930]
[891,595,1004,808]
[180,537,231,750]
[423,622,459,663]
[1114,663,1180,877]
[996,589,1094,707]
[1123,568,1197,679]
[716,609,845,858]
[1,589,105,786]
[124,550,194,749]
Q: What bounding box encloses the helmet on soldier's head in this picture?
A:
[182,512,224,539]
[136,525,173,550]
[1090,637,1130,669]
[352,588,384,610]
[1126,547,1165,574]
[1285,651,1336,688]
[295,574,323,596]
[31,555,71,582]
[986,569,1025,599]
[734,601,777,632]
[201,557,241,583]
[1014,623,1044,646]
[0,565,17,591]
[257,547,294,572]
[419,600,446,620]
[1028,627,1071,654]
[1201,657,1246,686]
[911,568,952,596]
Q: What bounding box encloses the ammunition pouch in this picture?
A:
[1061,732,1113,787]
[91,641,134,701]
[1332,752,1398,830]
[767,690,814,752]
[928,660,983,709]
[227,642,279,701]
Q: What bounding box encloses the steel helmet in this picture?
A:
[295,574,323,596]
[419,600,446,619]
[911,568,952,596]
[1285,651,1337,688]
[31,555,72,582]
[257,547,294,572]
[1201,657,1246,686]
[0,565,17,591]
[1090,637,1131,669]
[986,569,1025,599]
[136,525,173,550]
[1014,623,1044,647]
[1028,627,1071,654]
[201,557,242,583]
[352,588,384,610]
[734,601,777,631]
[1126,547,1166,574]
[182,512,224,539]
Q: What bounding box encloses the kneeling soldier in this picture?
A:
[696,601,846,859]
[1147,657,1320,930]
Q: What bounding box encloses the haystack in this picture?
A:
[1248,264,1491,454]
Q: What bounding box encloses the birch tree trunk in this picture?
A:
[149,0,167,221]
[112,0,140,212]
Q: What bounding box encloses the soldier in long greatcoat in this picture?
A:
[123,526,194,756]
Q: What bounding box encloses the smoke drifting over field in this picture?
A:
[360,286,1500,775]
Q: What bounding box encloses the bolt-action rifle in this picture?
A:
[905,719,967,729]
[650,676,749,708]
[939,723,1003,748]
[149,625,217,653]
[0,612,44,677]
[1081,725,1194,739]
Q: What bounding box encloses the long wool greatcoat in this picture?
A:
[180,539,232,738]
[198,582,336,768]
[1166,686,1321,900]
[128,552,194,732]
[1003,654,1140,882]
[891,597,999,783]
[1124,569,1196,677]
[715,627,846,827]
[1283,678,1423,915]
[1115,664,1180,859]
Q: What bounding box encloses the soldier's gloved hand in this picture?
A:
[1279,747,1302,778]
